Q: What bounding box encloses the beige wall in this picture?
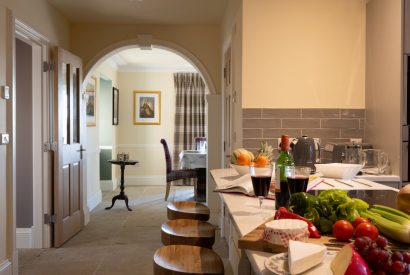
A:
[115,71,176,185]
[242,0,366,108]
[70,24,221,94]
[1,0,70,48]
[86,63,118,211]
[365,0,402,176]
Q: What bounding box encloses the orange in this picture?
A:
[236,154,251,165]
[254,155,269,166]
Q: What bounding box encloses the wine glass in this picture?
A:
[285,166,311,195]
[249,164,273,215]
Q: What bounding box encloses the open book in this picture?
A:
[214,174,255,196]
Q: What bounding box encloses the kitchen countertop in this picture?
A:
[210,168,399,275]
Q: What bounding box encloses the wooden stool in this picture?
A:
[153,245,224,275]
[167,201,210,221]
[161,219,215,248]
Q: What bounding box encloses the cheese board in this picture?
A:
[238,217,346,253]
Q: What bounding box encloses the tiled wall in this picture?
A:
[242,108,365,162]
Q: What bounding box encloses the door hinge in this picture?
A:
[43,61,54,72]
[43,142,57,152]
[44,214,56,224]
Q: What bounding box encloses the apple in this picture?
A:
[331,244,371,275]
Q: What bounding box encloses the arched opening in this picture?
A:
[83,40,216,222]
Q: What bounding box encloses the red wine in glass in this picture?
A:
[251,176,271,197]
[287,176,309,194]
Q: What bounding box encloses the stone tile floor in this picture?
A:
[19,186,232,275]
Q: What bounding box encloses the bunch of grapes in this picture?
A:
[353,236,410,275]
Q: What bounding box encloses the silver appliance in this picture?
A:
[324,142,373,163]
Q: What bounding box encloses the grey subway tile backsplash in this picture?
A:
[282,118,321,128]
[301,109,340,118]
[243,108,262,118]
[262,109,300,118]
[243,118,281,129]
[242,108,366,161]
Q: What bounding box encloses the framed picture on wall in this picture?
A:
[85,76,97,127]
[133,91,161,125]
[112,87,119,125]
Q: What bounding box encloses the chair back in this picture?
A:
[160,139,172,174]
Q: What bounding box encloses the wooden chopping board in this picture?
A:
[238,218,347,253]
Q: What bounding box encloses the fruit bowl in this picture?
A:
[315,163,363,180]
[230,164,250,175]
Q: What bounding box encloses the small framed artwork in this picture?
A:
[112,87,119,125]
[85,76,97,127]
[133,91,161,125]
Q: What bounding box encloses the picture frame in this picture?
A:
[112,87,119,125]
[85,76,97,127]
[133,91,161,125]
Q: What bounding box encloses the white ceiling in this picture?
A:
[104,47,196,72]
[47,0,228,24]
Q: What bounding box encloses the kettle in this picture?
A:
[291,136,320,173]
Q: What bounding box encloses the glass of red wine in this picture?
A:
[249,163,273,214]
[285,166,311,195]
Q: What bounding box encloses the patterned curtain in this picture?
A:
[173,73,207,185]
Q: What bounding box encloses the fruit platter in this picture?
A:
[239,185,410,275]
[230,142,274,174]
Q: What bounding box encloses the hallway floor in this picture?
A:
[19,186,231,275]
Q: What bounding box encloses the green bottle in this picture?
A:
[275,135,294,209]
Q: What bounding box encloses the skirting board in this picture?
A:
[87,190,102,211]
[0,260,12,275]
[100,180,115,191]
[118,176,166,186]
[16,228,33,248]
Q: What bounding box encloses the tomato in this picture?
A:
[355,222,379,240]
[352,217,369,228]
[333,220,354,241]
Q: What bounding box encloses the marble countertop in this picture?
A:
[210,168,398,275]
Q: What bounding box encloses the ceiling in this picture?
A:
[104,47,196,72]
[47,0,227,71]
[47,0,228,24]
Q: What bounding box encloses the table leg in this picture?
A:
[105,164,132,211]
[196,168,206,202]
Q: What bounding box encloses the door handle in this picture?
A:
[77,147,86,159]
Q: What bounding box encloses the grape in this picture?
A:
[392,251,404,262]
[376,236,388,248]
[354,237,368,250]
[376,249,390,264]
[367,247,381,264]
[392,260,406,273]
[403,251,410,264]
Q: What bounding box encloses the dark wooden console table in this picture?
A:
[105,159,138,211]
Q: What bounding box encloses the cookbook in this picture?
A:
[214,174,256,196]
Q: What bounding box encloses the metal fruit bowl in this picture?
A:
[315,163,363,180]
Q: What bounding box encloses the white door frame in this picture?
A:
[15,19,52,248]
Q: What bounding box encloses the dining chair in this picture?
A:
[160,139,198,201]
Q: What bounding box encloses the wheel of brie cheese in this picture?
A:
[263,219,309,247]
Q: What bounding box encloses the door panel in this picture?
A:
[53,47,84,247]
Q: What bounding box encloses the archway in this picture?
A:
[81,37,219,224]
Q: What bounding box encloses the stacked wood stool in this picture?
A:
[153,201,224,274]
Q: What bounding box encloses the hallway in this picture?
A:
[18,186,230,275]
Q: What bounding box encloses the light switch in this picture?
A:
[1,86,10,100]
[0,133,9,145]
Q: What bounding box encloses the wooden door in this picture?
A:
[52,47,85,247]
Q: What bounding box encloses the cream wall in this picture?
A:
[242,0,366,108]
[365,0,402,177]
[1,0,70,47]
[86,63,118,211]
[115,71,176,186]
[70,24,221,94]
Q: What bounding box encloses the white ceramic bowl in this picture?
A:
[315,163,363,180]
[230,164,250,175]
